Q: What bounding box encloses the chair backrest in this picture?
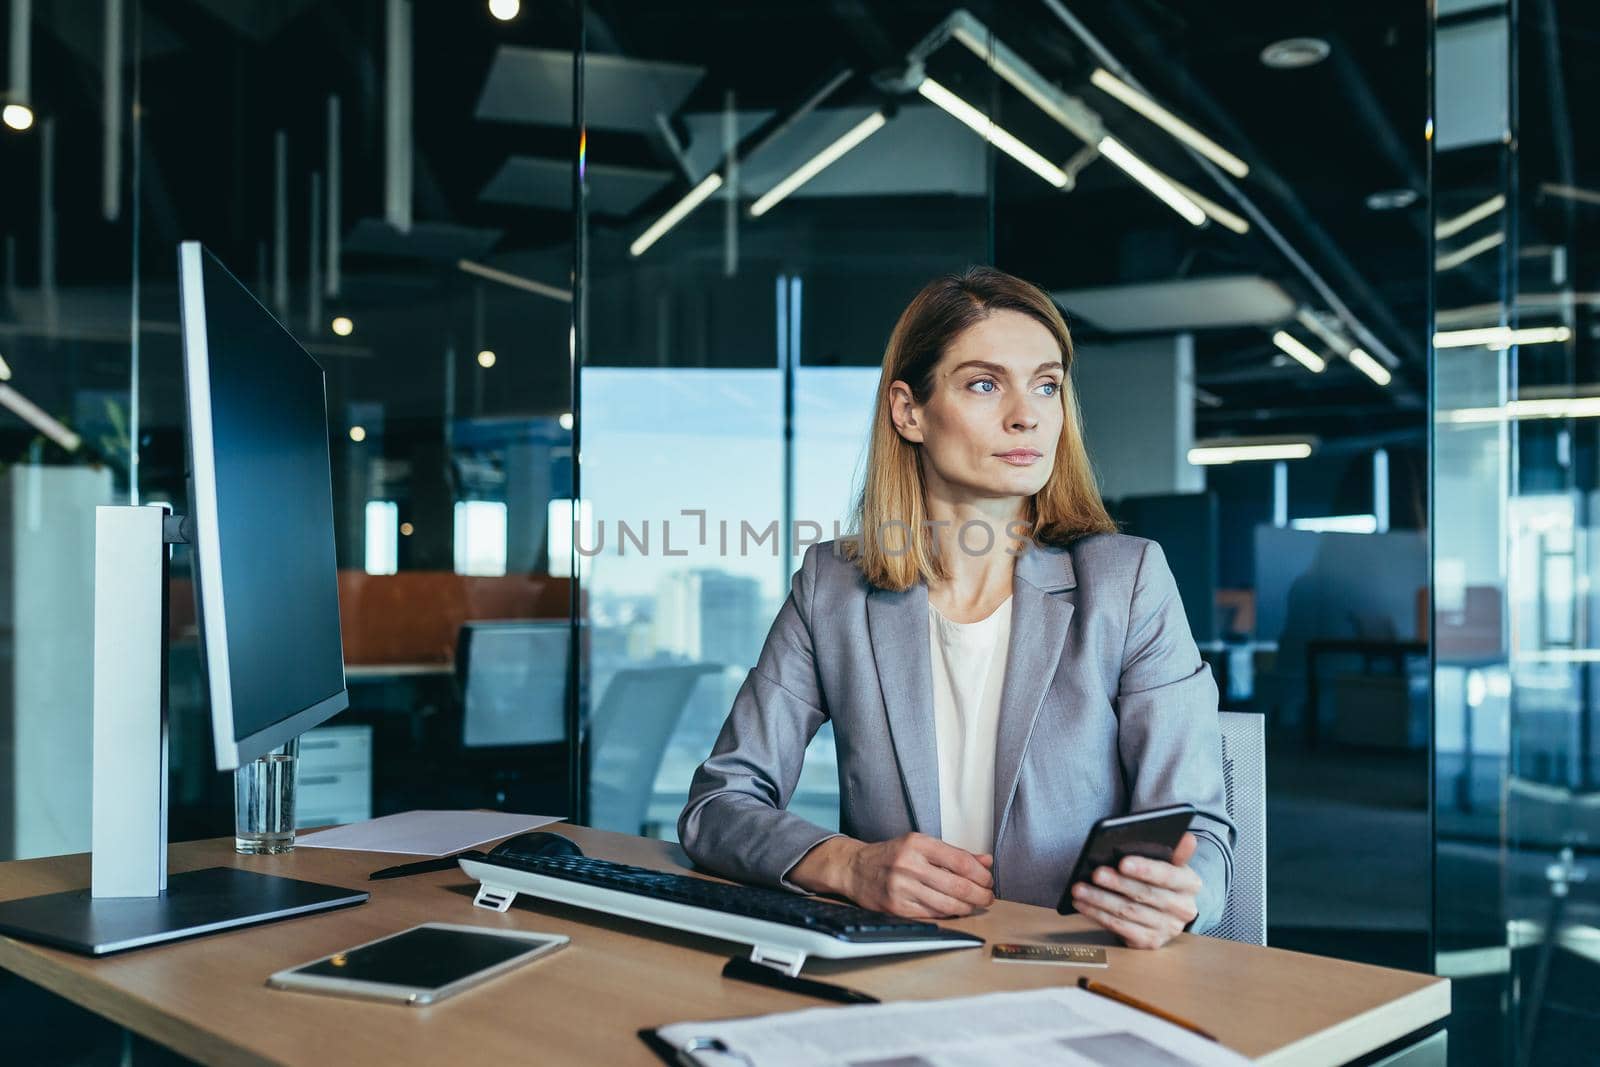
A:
[457,621,570,748]
[1212,711,1267,945]
[586,664,722,834]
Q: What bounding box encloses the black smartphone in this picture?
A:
[1055,804,1196,915]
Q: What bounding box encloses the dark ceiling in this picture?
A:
[2,1,1592,461]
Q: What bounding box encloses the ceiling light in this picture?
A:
[1271,330,1327,373]
[1189,438,1315,465]
[1443,397,1600,425]
[1260,37,1331,70]
[1096,137,1206,226]
[630,172,724,257]
[1436,231,1504,271]
[917,77,1068,188]
[1089,69,1248,178]
[1436,194,1505,240]
[2,104,32,132]
[349,425,367,442]
[1164,172,1250,233]
[477,349,497,368]
[1434,326,1572,349]
[1347,348,1392,386]
[0,384,82,452]
[558,412,574,431]
[0,353,10,380]
[488,0,519,21]
[1293,309,1393,387]
[1365,188,1418,211]
[750,111,888,217]
[331,316,354,336]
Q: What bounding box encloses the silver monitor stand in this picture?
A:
[0,505,367,955]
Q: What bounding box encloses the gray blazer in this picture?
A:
[677,533,1236,934]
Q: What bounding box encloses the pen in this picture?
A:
[368,850,487,881]
[721,956,880,1005]
[1076,976,1218,1042]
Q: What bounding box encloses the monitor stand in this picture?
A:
[0,506,367,956]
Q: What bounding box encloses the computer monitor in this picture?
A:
[180,242,350,770]
[459,621,570,748]
[0,243,369,955]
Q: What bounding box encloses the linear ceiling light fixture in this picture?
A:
[749,111,888,217]
[629,172,725,257]
[917,77,1068,187]
[1271,330,1327,373]
[1189,438,1315,465]
[1443,397,1600,424]
[1435,194,1505,240]
[1089,68,1248,178]
[1295,307,1391,387]
[943,15,1210,228]
[1436,231,1505,272]
[1434,326,1573,350]
[1096,136,1206,226]
[0,384,81,451]
[1347,348,1392,387]
[1165,172,1249,233]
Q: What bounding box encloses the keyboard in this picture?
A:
[459,850,983,971]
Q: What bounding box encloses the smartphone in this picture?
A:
[1055,804,1196,915]
[267,922,568,1006]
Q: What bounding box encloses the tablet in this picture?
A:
[266,922,568,1006]
[1056,804,1196,915]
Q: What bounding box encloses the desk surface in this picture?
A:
[0,826,1448,1067]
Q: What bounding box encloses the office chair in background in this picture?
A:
[586,664,723,835]
[1214,711,1268,946]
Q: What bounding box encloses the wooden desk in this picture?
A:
[0,826,1448,1066]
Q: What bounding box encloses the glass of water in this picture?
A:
[234,738,299,854]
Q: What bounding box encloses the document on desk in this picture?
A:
[295,810,562,855]
[650,987,1249,1067]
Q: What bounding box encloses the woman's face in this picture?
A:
[890,309,1065,508]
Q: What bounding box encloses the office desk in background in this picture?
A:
[0,826,1449,1066]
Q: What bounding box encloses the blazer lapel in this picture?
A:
[865,582,941,837]
[992,543,1077,849]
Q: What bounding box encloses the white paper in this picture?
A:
[295,810,563,855]
[654,987,1251,1067]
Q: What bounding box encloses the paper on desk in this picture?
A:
[653,986,1250,1067]
[295,810,562,856]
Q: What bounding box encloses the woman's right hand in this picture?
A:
[789,833,995,918]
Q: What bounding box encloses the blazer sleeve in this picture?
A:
[677,542,842,891]
[1115,540,1237,935]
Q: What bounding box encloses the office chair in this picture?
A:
[586,664,723,835]
[1213,711,1267,945]
[457,621,571,748]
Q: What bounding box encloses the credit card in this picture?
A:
[991,943,1108,967]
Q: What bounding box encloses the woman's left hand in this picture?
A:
[1069,832,1203,950]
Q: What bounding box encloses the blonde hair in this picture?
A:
[842,266,1115,591]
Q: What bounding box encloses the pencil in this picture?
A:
[1076,976,1219,1042]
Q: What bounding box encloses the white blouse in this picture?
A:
[927,595,1013,855]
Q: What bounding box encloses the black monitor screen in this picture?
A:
[186,246,346,750]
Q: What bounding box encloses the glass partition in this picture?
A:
[127,0,580,837]
[1432,1,1600,1061]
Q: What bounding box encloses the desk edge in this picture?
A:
[1254,979,1451,1067]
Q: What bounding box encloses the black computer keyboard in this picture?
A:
[475,851,980,944]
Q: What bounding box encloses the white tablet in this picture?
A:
[266,922,568,1006]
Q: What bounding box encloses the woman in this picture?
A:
[678,267,1234,948]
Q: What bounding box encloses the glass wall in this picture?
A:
[124,1,580,840]
[1433,1,1600,1062]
